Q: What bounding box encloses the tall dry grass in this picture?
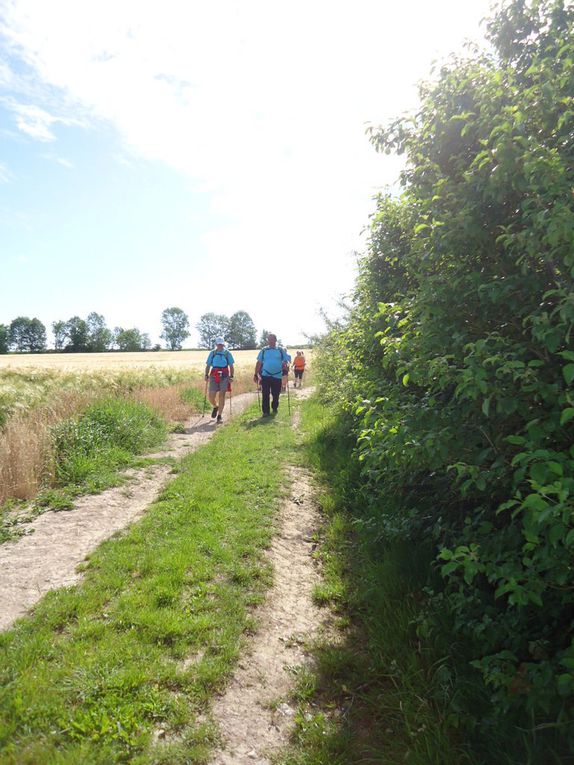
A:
[132,384,197,422]
[0,363,294,505]
[0,383,203,504]
[0,391,95,502]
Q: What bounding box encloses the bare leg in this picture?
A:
[218,388,226,414]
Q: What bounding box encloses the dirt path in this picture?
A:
[1,384,328,765]
[0,391,258,632]
[209,387,329,765]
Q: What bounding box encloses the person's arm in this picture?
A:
[205,351,213,380]
[227,352,235,379]
[254,349,264,382]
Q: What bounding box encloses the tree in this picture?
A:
[52,320,67,351]
[9,316,47,352]
[86,312,112,352]
[61,316,89,353]
[227,311,257,349]
[0,324,9,354]
[113,327,151,352]
[258,329,282,348]
[160,307,190,351]
[196,313,230,348]
[258,329,271,348]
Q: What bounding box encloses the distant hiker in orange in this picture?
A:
[292,351,306,388]
[205,337,234,424]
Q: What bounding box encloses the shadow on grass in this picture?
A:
[241,416,280,430]
[283,403,484,765]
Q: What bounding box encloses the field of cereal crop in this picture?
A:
[0,349,262,373]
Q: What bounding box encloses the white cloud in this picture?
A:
[11,102,58,140]
[0,0,494,339]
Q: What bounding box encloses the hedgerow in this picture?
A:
[317,0,574,757]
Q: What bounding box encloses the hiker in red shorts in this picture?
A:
[205,337,234,424]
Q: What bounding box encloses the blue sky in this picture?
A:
[1,0,494,347]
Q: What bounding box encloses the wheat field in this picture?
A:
[0,349,263,373]
[0,349,312,501]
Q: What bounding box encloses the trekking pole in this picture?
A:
[202,378,208,417]
[229,381,233,416]
[286,379,291,415]
[256,379,261,411]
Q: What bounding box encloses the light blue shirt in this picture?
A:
[257,346,289,378]
[207,348,234,368]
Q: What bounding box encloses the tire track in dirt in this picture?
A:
[0,392,258,632]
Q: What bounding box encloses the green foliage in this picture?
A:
[52,398,167,486]
[0,402,294,763]
[85,312,113,352]
[52,313,132,352]
[227,310,257,349]
[258,329,283,348]
[113,326,151,351]
[0,325,8,355]
[196,312,229,349]
[160,307,190,351]
[8,316,47,353]
[180,385,205,411]
[317,0,574,758]
[282,398,476,765]
[196,310,257,349]
[58,316,89,352]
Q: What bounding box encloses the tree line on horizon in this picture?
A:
[0,308,273,354]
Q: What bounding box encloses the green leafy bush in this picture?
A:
[317,0,574,758]
[52,398,167,486]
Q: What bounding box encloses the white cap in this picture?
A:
[215,336,225,345]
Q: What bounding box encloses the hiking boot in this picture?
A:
[216,414,223,424]
[211,406,218,418]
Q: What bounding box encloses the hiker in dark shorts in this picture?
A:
[292,351,306,388]
[254,333,290,416]
[281,351,291,393]
[205,337,234,424]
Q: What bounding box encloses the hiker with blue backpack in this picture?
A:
[205,337,234,424]
[253,333,290,417]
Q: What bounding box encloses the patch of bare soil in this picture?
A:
[0,391,258,632]
[209,388,328,765]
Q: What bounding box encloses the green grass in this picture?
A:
[180,386,205,411]
[278,396,481,765]
[52,398,167,487]
[0,399,168,545]
[0,402,296,764]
